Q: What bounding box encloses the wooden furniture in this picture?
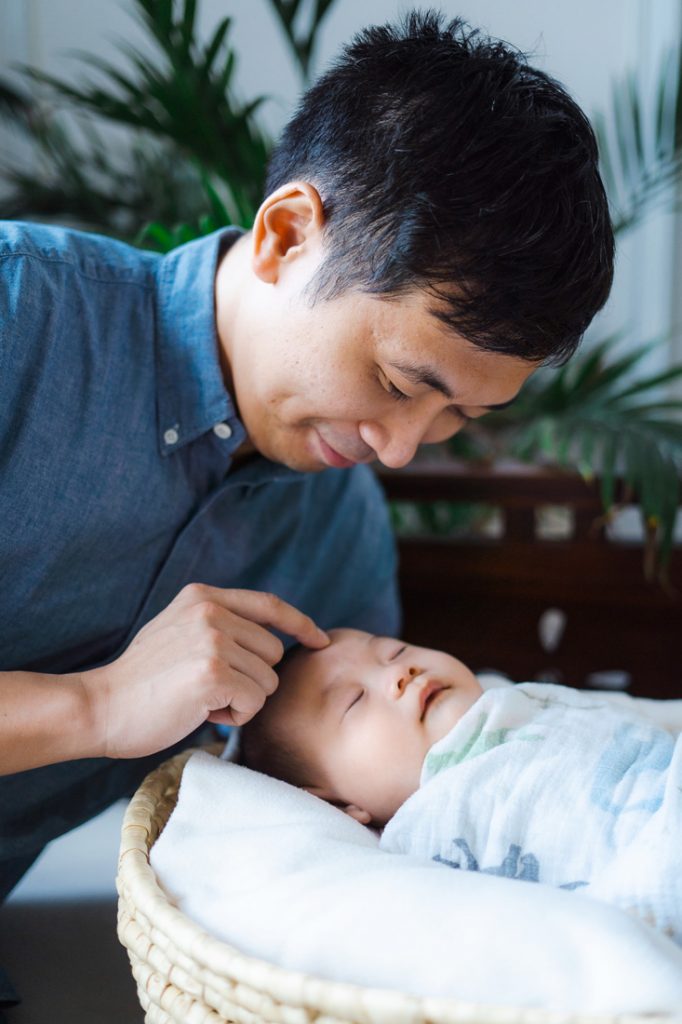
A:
[376,461,681,700]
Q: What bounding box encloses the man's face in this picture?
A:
[273,628,482,825]
[218,220,536,472]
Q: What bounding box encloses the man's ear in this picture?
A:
[251,180,325,284]
[304,786,373,826]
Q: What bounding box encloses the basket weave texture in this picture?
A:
[117,746,678,1024]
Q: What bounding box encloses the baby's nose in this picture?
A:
[394,665,421,693]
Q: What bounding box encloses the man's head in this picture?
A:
[240,628,482,827]
[217,11,614,471]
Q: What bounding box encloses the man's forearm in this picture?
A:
[0,587,329,775]
[0,670,99,775]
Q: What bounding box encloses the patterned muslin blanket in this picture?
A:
[380,683,682,944]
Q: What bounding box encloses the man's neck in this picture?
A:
[230,438,258,467]
[214,230,251,399]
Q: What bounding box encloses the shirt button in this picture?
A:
[163,428,179,445]
[213,422,233,440]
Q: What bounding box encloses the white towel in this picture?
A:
[150,749,682,1014]
[381,683,682,943]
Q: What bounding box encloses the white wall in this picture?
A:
[0,0,643,138]
[1,0,680,366]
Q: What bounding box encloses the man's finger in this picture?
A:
[206,667,266,719]
[220,642,280,695]
[177,584,329,649]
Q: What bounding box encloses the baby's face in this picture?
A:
[275,628,482,826]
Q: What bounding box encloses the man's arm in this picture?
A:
[0,585,328,775]
[0,670,99,774]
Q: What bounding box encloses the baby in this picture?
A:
[240,628,483,825]
[241,628,682,943]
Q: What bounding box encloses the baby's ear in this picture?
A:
[304,783,333,800]
[341,804,373,826]
[303,786,373,826]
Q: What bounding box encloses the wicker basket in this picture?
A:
[117,746,677,1024]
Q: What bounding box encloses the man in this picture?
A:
[0,10,613,1011]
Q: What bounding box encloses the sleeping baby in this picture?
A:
[240,628,682,944]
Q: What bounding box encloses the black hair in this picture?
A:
[266,9,615,364]
[240,714,317,789]
[239,643,318,789]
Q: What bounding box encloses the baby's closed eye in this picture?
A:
[346,689,364,713]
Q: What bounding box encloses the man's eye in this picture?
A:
[387,381,410,403]
[449,407,472,423]
[378,369,410,403]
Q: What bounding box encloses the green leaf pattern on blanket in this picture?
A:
[424,711,543,777]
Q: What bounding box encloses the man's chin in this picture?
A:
[281,453,329,472]
[250,434,329,473]
[249,424,365,473]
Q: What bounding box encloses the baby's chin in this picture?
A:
[360,764,425,828]
[425,685,479,739]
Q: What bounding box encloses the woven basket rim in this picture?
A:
[116,744,682,1024]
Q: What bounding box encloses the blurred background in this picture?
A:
[0,2,681,1022]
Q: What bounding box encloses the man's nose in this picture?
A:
[359,412,460,469]
[358,419,423,469]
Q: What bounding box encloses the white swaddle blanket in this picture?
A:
[381,683,682,944]
[150,745,682,1014]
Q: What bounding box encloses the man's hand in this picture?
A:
[82,584,329,760]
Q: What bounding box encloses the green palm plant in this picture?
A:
[594,46,682,234]
[0,76,211,239]
[266,0,337,83]
[15,0,268,229]
[0,0,337,242]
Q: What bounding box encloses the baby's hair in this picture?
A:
[239,644,317,789]
[240,712,316,788]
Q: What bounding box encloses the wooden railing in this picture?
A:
[375,461,681,699]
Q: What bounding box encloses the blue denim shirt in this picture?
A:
[0,221,400,673]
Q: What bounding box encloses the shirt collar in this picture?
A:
[154,227,247,456]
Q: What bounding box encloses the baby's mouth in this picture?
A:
[419,683,448,720]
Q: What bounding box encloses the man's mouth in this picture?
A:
[314,430,374,469]
[419,683,448,719]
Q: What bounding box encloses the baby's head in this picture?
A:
[240,628,482,827]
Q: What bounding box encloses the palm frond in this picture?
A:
[0,78,32,122]
[0,99,211,236]
[17,0,271,226]
[136,168,234,252]
[596,44,682,235]
[266,0,336,81]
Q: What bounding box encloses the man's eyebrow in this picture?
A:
[388,360,518,411]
